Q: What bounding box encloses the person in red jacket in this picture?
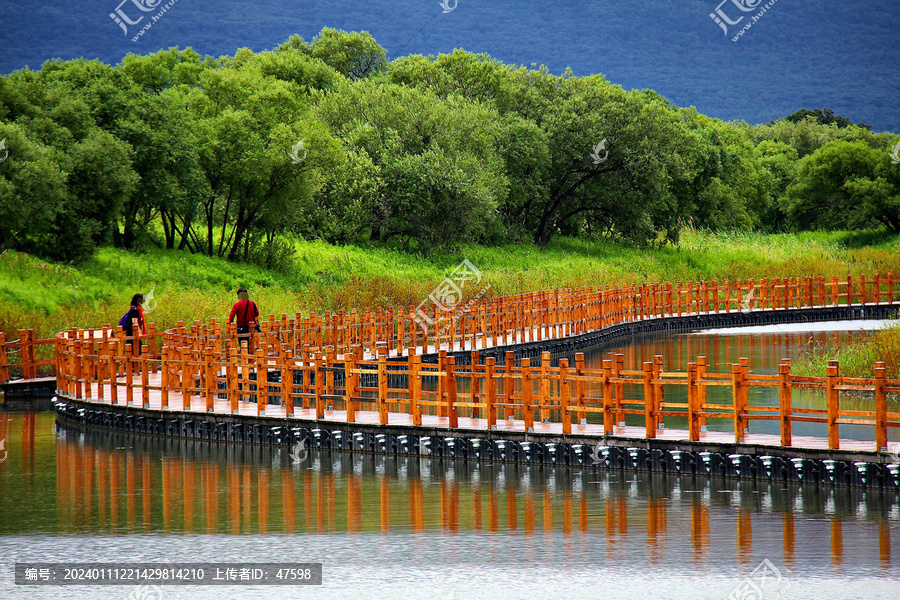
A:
[228,287,260,341]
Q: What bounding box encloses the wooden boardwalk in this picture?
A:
[72,372,880,454]
[47,274,900,457]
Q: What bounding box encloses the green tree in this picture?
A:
[189,64,339,261]
[782,140,889,231]
[0,123,70,257]
[309,29,386,81]
[316,80,508,248]
[784,108,870,130]
[120,47,206,94]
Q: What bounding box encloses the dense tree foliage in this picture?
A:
[0,31,897,263]
[784,108,870,131]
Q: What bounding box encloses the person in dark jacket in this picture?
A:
[119,293,147,355]
[228,287,261,339]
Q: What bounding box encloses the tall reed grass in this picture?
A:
[2,229,899,341]
[792,321,900,379]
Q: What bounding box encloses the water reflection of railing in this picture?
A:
[42,428,895,569]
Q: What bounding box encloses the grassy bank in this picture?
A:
[2,229,900,341]
[792,322,900,379]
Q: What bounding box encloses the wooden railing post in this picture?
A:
[80,337,92,400]
[560,358,571,435]
[377,353,389,425]
[316,353,326,420]
[205,350,215,413]
[125,342,134,406]
[108,342,118,406]
[282,350,293,416]
[409,354,422,426]
[614,353,625,427]
[874,362,887,452]
[0,332,8,384]
[687,361,699,441]
[159,343,168,410]
[25,329,36,380]
[446,356,458,429]
[826,360,840,450]
[731,362,745,443]
[643,361,655,439]
[345,353,357,423]
[141,345,150,408]
[256,349,267,416]
[739,357,749,438]
[228,354,238,414]
[179,345,190,409]
[438,350,449,417]
[521,358,533,431]
[779,360,792,447]
[485,357,497,429]
[540,352,551,423]
[18,329,27,380]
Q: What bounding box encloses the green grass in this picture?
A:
[792,321,900,379]
[2,229,900,342]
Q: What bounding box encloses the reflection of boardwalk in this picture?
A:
[36,420,896,575]
[74,371,879,453]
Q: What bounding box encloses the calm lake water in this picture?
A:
[1,321,898,599]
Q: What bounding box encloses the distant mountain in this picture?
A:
[1,0,898,132]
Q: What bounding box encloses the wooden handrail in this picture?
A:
[55,327,900,452]
[22,271,900,452]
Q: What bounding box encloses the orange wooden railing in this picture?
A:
[105,273,900,361]
[25,271,900,452]
[54,343,900,453]
[6,272,900,385]
[0,329,57,382]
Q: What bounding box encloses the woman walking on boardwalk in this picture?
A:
[119,293,147,355]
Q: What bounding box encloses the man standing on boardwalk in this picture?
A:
[228,287,260,346]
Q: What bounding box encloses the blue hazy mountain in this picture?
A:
[1,0,897,132]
